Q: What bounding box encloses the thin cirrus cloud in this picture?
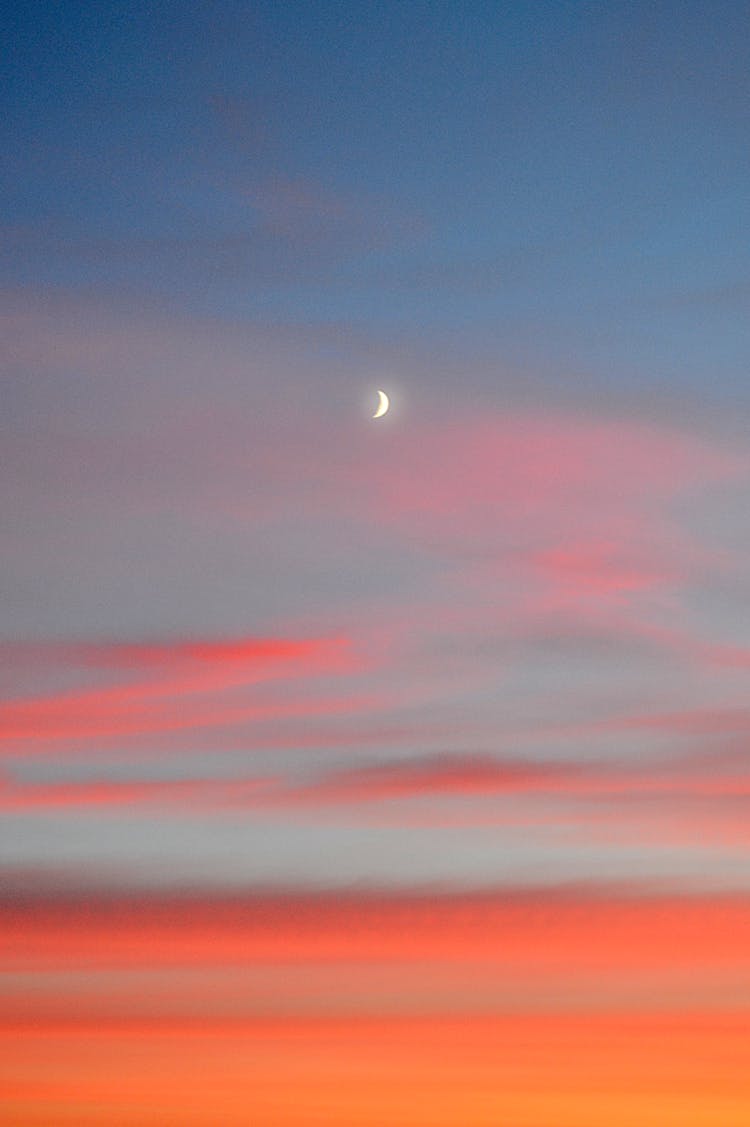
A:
[1,753,567,811]
[4,295,750,847]
[0,634,362,751]
[0,169,420,293]
[2,752,749,846]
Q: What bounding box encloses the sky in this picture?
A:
[3,2,750,1123]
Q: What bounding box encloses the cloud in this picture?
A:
[4,291,750,771]
[290,754,571,805]
[0,636,347,672]
[603,704,750,737]
[0,170,421,294]
[3,882,749,976]
[531,538,680,599]
[0,753,569,810]
[0,634,362,751]
[2,750,749,856]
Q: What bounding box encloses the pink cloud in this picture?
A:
[5,288,750,739]
[369,413,740,529]
[0,634,366,752]
[2,751,748,819]
[0,636,349,672]
[532,539,679,599]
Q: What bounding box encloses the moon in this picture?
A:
[372,389,390,419]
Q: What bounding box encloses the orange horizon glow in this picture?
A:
[4,1013,749,1127]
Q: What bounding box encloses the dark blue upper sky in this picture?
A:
[4,0,750,398]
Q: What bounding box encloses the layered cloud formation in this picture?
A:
[5,2,750,1121]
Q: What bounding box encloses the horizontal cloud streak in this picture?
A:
[0,634,362,750]
[2,753,748,849]
[4,885,750,974]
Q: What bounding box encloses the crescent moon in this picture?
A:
[372,389,390,419]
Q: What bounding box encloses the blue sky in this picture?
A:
[4,0,750,379]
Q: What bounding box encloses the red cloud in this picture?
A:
[3,885,750,974]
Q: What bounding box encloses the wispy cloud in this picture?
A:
[0,634,361,751]
[3,751,749,855]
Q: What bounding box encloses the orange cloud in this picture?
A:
[4,886,750,973]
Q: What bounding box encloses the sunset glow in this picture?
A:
[3,2,750,1123]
